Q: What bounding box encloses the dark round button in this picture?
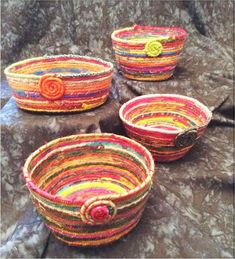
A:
[175,129,198,148]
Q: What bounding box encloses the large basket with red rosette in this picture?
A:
[23,133,155,246]
[4,55,113,112]
[111,25,186,81]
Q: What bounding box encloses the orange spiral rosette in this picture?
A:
[39,74,65,100]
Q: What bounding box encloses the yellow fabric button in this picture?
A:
[145,40,163,57]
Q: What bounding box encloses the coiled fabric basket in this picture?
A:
[120,94,212,162]
[23,133,155,246]
[4,55,113,112]
[111,25,186,81]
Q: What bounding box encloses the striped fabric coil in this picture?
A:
[111,25,187,81]
[119,94,212,162]
[23,133,155,246]
[4,55,113,112]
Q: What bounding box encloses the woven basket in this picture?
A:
[23,133,155,246]
[111,25,186,81]
[120,94,212,162]
[4,55,113,112]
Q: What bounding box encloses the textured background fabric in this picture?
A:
[0,0,234,258]
[1,0,233,73]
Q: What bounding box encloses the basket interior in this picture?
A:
[115,27,184,41]
[9,56,110,76]
[27,136,150,202]
[122,96,210,131]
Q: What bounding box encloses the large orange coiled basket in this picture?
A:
[4,55,113,112]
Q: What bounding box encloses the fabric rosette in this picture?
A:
[39,74,65,100]
[145,40,163,57]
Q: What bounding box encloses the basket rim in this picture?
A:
[111,25,187,44]
[119,94,212,134]
[4,54,114,79]
[23,133,155,205]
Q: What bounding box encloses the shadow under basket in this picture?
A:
[119,94,212,162]
[23,133,155,246]
[111,25,187,81]
[4,55,113,112]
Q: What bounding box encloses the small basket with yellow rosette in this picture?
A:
[111,25,187,81]
[23,133,155,246]
[4,55,113,112]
